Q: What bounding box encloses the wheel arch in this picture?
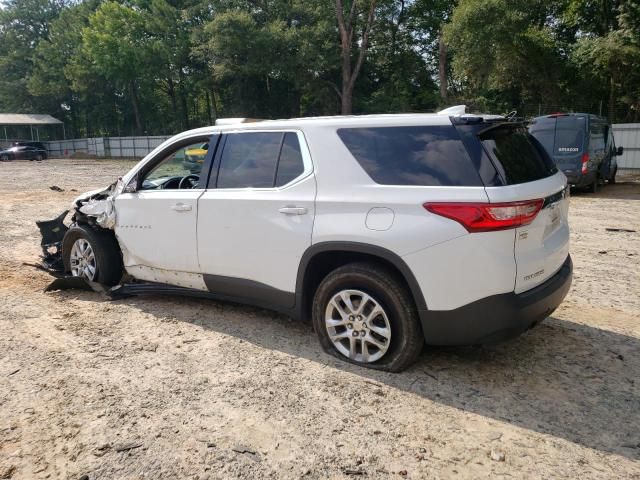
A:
[295,242,427,322]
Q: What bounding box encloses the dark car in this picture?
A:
[529,113,623,192]
[0,145,48,161]
[13,141,47,151]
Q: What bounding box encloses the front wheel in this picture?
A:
[609,168,617,184]
[312,262,424,372]
[62,225,123,286]
[35,154,43,161]
[0,154,9,161]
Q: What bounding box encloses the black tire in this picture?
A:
[589,175,599,193]
[0,154,8,162]
[609,168,617,184]
[62,224,123,286]
[35,154,43,161]
[312,262,424,372]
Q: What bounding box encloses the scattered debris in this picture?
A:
[490,449,506,462]
[49,185,64,192]
[343,468,365,476]
[598,250,607,254]
[115,443,143,453]
[7,369,20,377]
[605,228,636,233]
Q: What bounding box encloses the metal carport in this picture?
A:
[0,113,64,143]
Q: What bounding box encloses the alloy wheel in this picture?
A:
[324,289,391,363]
[69,238,97,281]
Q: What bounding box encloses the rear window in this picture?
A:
[337,126,483,186]
[480,125,557,184]
[529,116,586,157]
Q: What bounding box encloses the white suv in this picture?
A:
[41,107,572,372]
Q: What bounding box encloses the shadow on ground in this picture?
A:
[68,291,640,461]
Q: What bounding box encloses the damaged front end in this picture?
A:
[36,181,120,274]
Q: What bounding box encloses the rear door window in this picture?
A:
[480,125,557,184]
[217,132,282,188]
[337,126,483,186]
[216,131,307,188]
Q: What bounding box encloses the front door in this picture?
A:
[197,130,315,308]
[114,136,213,277]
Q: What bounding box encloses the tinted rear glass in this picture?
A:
[480,125,557,184]
[529,116,586,157]
[275,133,305,187]
[337,126,482,186]
[217,132,282,188]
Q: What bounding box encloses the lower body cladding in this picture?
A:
[418,255,573,345]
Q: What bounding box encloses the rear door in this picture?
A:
[197,130,315,307]
[529,115,587,175]
[479,124,570,293]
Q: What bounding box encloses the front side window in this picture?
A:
[140,140,210,190]
[216,131,306,188]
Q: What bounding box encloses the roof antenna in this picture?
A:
[505,110,518,120]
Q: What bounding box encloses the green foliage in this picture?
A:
[0,0,637,137]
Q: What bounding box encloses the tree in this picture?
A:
[444,0,569,111]
[81,2,155,133]
[335,0,377,114]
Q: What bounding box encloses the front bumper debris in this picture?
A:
[35,210,69,273]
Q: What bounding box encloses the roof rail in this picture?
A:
[214,118,264,126]
[437,105,466,116]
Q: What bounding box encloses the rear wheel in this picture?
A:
[609,168,617,184]
[35,154,43,161]
[62,224,123,286]
[0,154,8,161]
[312,262,423,372]
[589,175,599,193]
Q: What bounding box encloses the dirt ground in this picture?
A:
[0,159,639,479]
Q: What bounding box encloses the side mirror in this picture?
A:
[123,176,138,193]
[616,146,624,156]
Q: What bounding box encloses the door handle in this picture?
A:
[279,206,308,215]
[171,203,192,212]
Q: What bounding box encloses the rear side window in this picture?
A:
[480,125,557,184]
[275,133,304,187]
[216,131,306,188]
[337,126,483,186]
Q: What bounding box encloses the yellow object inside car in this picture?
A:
[185,143,208,163]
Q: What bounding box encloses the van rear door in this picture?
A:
[529,115,587,177]
[478,124,570,293]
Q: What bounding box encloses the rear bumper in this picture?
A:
[419,254,572,345]
[564,171,594,187]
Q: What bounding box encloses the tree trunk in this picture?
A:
[341,42,353,114]
[438,31,448,103]
[128,81,143,135]
[178,69,189,130]
[210,88,219,122]
[167,76,179,122]
[608,73,616,122]
[336,0,377,115]
[205,91,213,125]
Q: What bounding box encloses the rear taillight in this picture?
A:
[581,153,589,173]
[424,200,544,233]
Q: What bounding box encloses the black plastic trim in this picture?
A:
[420,255,573,345]
[203,273,295,312]
[295,242,428,321]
